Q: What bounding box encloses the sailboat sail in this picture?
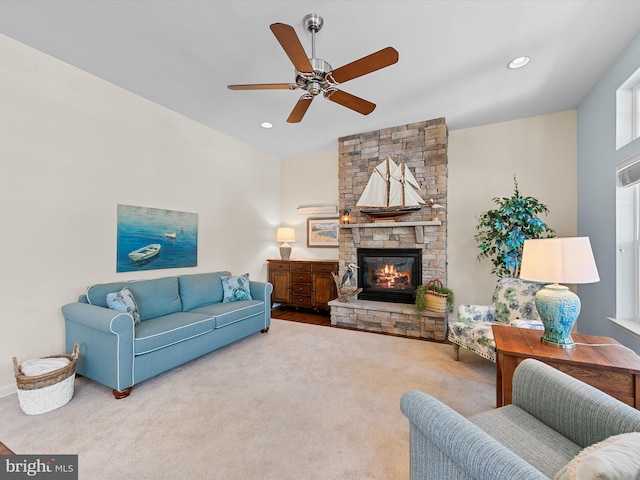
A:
[356,156,424,215]
[357,157,398,207]
[388,161,425,207]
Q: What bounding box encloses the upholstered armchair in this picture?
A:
[448,277,545,362]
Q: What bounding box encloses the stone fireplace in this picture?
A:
[329,118,448,340]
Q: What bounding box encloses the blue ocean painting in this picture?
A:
[116,204,198,272]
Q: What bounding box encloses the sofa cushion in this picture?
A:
[471,404,582,479]
[221,273,252,303]
[106,287,141,325]
[86,282,131,307]
[128,277,182,321]
[188,300,264,328]
[553,432,640,480]
[134,312,213,355]
[178,271,229,311]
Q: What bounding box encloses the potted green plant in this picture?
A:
[474,176,555,278]
[415,283,455,315]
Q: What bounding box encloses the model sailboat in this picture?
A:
[356,156,425,218]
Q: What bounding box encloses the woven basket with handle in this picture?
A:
[425,279,448,313]
[13,343,79,415]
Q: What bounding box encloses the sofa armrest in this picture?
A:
[512,359,640,448]
[62,302,135,392]
[400,390,547,480]
[249,281,273,330]
[457,304,495,323]
[249,281,273,303]
[62,302,134,334]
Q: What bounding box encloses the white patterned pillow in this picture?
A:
[553,432,640,480]
[220,273,252,303]
[106,287,141,325]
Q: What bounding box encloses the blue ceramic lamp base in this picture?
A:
[534,284,581,349]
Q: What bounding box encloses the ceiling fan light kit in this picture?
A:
[228,14,399,123]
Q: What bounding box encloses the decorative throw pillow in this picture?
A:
[553,432,640,480]
[220,273,252,303]
[106,287,141,325]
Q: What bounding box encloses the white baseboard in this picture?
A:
[0,383,17,398]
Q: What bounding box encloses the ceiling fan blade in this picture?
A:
[287,96,313,123]
[270,23,314,74]
[325,90,376,115]
[228,83,297,90]
[330,47,399,84]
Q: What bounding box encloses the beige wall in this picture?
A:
[0,34,281,391]
[279,150,339,260]
[448,110,577,306]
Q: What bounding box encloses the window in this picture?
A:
[634,82,640,140]
[616,66,640,150]
[615,156,640,333]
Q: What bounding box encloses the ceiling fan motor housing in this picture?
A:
[296,58,335,95]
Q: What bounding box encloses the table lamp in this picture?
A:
[276,227,296,260]
[519,237,600,348]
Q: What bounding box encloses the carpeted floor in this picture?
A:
[0,319,495,479]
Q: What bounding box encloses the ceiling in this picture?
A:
[1,1,640,160]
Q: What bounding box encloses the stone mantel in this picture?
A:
[339,221,442,244]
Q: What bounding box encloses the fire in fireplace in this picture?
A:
[357,248,422,304]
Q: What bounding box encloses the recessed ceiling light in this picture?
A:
[260,122,273,129]
[508,56,530,69]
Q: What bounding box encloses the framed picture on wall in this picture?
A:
[307,217,339,247]
[116,204,198,272]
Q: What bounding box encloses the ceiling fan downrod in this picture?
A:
[303,13,323,60]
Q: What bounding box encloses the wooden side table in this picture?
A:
[492,324,640,409]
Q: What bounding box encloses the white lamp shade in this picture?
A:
[276,227,296,243]
[520,237,600,284]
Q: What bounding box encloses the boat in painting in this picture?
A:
[128,244,161,262]
[356,156,424,219]
[164,232,177,239]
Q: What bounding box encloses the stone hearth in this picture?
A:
[330,118,448,339]
[329,299,447,340]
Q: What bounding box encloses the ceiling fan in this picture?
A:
[227,13,399,123]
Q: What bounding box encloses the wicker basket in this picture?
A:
[13,343,79,415]
[425,279,448,313]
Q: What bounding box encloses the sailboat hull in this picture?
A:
[359,205,422,219]
[355,156,425,220]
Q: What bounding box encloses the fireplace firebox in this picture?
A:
[357,248,422,304]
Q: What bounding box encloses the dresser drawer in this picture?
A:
[290,294,312,306]
[290,262,312,273]
[269,261,290,272]
[291,273,312,284]
[290,283,312,295]
[312,262,338,274]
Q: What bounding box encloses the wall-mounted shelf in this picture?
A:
[339,221,442,244]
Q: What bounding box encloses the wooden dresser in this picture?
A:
[267,259,339,310]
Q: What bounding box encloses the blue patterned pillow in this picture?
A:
[106,287,141,325]
[220,273,252,303]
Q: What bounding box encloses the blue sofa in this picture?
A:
[400,359,640,479]
[62,271,272,398]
